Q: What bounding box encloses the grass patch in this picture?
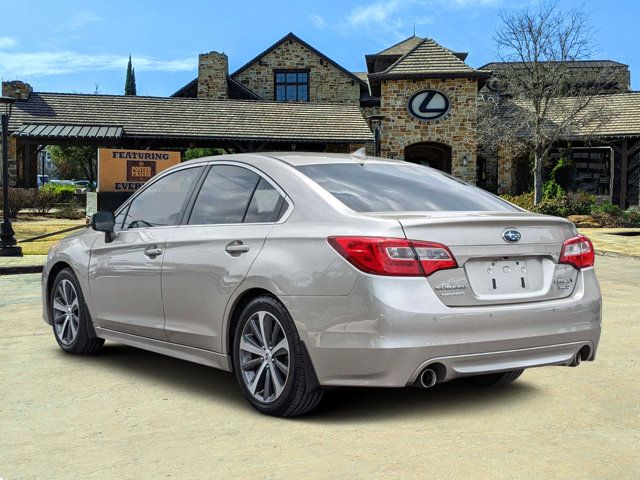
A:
[13,215,87,255]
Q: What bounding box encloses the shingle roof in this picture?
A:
[509,91,640,138]
[8,92,374,143]
[480,60,628,71]
[372,36,424,56]
[370,39,490,79]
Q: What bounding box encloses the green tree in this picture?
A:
[125,55,137,96]
[48,146,98,184]
[183,148,227,161]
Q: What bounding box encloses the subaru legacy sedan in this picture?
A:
[42,152,601,416]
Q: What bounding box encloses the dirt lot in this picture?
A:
[1,255,638,479]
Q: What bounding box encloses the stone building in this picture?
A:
[2,32,639,206]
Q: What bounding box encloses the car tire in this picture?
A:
[232,295,324,417]
[50,268,104,354]
[464,369,524,387]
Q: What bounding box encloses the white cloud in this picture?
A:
[310,13,327,29]
[0,36,18,49]
[0,50,196,77]
[54,12,101,33]
[346,0,404,29]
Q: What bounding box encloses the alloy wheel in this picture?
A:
[239,311,290,403]
[52,279,80,346]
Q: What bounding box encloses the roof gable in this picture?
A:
[230,32,366,87]
[373,36,423,56]
[374,38,488,78]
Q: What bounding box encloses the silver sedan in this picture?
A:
[41,152,601,416]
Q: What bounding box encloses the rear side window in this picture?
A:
[189,165,260,225]
[244,178,286,223]
[296,162,517,212]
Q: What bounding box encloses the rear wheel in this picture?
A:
[50,268,104,354]
[233,296,323,417]
[464,369,524,387]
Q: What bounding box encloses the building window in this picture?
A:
[274,70,309,102]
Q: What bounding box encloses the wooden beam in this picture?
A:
[619,139,628,209]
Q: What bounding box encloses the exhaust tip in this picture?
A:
[419,368,438,388]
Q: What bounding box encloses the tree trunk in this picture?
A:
[533,147,544,205]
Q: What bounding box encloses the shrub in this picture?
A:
[53,199,85,220]
[42,183,76,203]
[0,188,36,218]
[32,188,57,215]
[501,192,535,210]
[501,191,595,217]
[542,179,565,199]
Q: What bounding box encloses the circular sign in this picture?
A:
[407,90,450,121]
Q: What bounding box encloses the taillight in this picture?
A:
[559,235,595,269]
[327,236,457,277]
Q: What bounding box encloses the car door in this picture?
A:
[89,166,203,340]
[162,164,289,351]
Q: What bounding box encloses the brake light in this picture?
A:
[327,236,457,277]
[559,235,595,269]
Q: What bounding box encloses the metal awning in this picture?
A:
[14,124,124,139]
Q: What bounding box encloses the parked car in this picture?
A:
[72,179,96,189]
[41,153,601,416]
[37,175,49,187]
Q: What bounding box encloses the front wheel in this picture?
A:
[50,268,104,354]
[232,296,323,417]
[463,369,524,387]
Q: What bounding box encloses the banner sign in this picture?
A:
[97,148,181,192]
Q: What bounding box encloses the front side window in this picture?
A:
[275,70,309,102]
[296,162,518,212]
[122,167,201,229]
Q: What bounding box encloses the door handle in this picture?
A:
[144,245,163,258]
[225,241,250,255]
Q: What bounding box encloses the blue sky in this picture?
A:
[1,0,638,96]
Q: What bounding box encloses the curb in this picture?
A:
[0,265,44,276]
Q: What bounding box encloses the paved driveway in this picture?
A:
[1,256,638,479]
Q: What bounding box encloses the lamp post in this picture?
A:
[367,115,385,157]
[0,95,21,257]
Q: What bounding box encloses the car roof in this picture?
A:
[184,151,404,168]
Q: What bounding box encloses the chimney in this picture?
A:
[197,52,228,100]
[2,80,33,100]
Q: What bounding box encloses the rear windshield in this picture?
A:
[296,162,518,212]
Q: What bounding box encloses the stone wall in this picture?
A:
[197,52,228,100]
[379,77,479,184]
[233,39,360,104]
[2,80,32,100]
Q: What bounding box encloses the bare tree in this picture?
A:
[479,0,614,203]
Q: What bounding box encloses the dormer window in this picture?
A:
[274,70,309,102]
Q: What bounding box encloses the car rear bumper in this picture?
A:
[282,267,601,387]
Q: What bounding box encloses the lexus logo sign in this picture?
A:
[408,90,450,121]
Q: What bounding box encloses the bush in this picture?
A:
[501,191,595,217]
[53,199,85,219]
[501,192,535,210]
[32,188,57,215]
[42,183,76,203]
[0,188,36,218]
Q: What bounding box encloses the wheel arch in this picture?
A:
[225,287,276,360]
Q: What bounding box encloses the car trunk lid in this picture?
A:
[391,212,579,306]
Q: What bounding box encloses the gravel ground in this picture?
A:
[1,255,638,479]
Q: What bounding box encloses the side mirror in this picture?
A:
[91,211,116,243]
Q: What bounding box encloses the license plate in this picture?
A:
[485,259,528,291]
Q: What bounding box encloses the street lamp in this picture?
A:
[0,95,21,257]
[368,115,385,157]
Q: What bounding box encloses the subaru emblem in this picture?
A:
[502,229,522,243]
